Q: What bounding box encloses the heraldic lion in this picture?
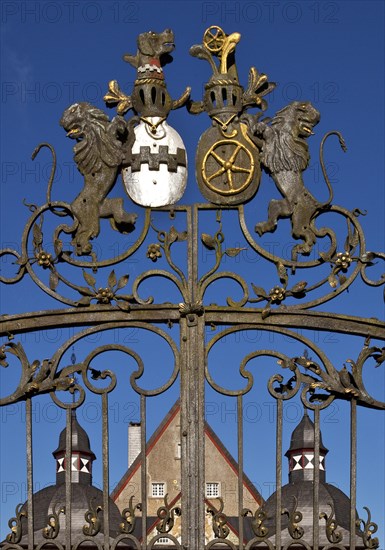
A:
[60,102,137,256]
[255,101,346,261]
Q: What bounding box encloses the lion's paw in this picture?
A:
[255,221,275,236]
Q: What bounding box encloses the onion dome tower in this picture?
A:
[18,410,121,546]
[262,410,363,547]
[53,410,96,485]
[285,409,328,483]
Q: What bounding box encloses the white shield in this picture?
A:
[122,117,187,207]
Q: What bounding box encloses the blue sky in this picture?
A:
[1,0,384,545]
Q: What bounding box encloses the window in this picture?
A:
[205,482,220,498]
[155,537,169,545]
[175,442,181,459]
[151,482,166,497]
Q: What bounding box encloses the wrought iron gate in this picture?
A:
[0,25,384,550]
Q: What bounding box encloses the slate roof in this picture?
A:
[19,483,122,545]
[53,410,96,461]
[285,410,328,456]
[262,480,363,547]
[261,412,364,548]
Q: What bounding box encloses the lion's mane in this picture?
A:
[261,102,318,174]
[60,103,124,176]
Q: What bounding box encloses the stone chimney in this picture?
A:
[128,421,141,468]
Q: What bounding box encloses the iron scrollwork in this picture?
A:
[282,496,305,540]
[0,23,384,550]
[205,326,385,411]
[356,507,380,549]
[83,498,103,537]
[319,502,343,544]
[132,220,190,305]
[198,216,249,308]
[242,506,269,539]
[294,343,385,410]
[206,497,230,540]
[5,505,27,544]
[0,342,75,406]
[155,494,181,534]
[120,497,142,535]
[42,505,66,540]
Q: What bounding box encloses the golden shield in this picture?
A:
[196,122,261,205]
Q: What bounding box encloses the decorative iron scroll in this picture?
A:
[320,502,342,544]
[207,497,230,540]
[119,497,142,535]
[42,505,66,540]
[0,24,384,550]
[282,497,304,540]
[242,506,269,539]
[83,498,103,536]
[156,494,182,534]
[356,507,380,549]
[5,505,27,545]
[204,326,385,410]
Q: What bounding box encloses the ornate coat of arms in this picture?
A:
[189,26,275,205]
[105,29,190,207]
[49,26,346,263]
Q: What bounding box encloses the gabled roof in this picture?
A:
[204,421,263,506]
[111,400,263,507]
[111,399,180,501]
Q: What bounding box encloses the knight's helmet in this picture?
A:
[131,77,173,118]
[195,26,244,117]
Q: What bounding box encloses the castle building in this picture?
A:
[263,409,365,548]
[7,404,371,548]
[112,400,263,545]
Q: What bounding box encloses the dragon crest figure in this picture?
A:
[60,102,137,256]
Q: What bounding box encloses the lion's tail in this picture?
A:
[31,142,65,217]
[319,130,347,207]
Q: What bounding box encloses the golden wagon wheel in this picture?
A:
[203,26,226,54]
[202,139,255,195]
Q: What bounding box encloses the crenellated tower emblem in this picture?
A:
[105,29,190,207]
[189,26,275,205]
